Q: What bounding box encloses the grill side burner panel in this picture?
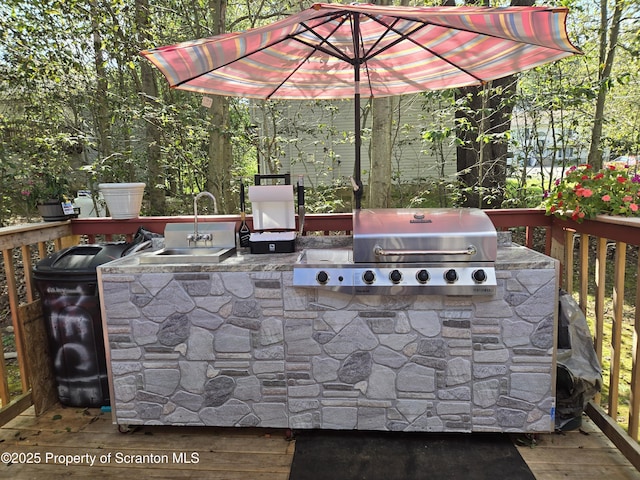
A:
[293,208,498,296]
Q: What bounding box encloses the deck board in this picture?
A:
[2,405,640,479]
[1,405,294,479]
[515,417,640,480]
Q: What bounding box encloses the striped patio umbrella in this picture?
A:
[141,3,581,208]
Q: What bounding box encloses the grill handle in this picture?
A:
[373,245,477,257]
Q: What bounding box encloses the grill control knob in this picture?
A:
[444,269,458,284]
[389,269,402,284]
[416,269,430,284]
[363,270,376,284]
[316,271,329,285]
[472,269,487,283]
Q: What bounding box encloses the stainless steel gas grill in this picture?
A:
[293,208,498,295]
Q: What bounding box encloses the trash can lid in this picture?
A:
[34,244,130,273]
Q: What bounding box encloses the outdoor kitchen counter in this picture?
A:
[97,233,559,433]
[97,233,555,273]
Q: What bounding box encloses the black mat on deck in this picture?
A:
[289,430,535,480]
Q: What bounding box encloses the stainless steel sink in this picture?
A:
[138,247,236,264]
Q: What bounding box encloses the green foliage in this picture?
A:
[394,179,458,209]
[303,184,349,213]
[0,0,639,219]
[543,163,640,222]
[23,171,72,205]
[502,178,544,209]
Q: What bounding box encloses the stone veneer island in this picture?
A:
[97,234,558,432]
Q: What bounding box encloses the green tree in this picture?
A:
[1,0,639,221]
[136,0,165,214]
[587,0,626,168]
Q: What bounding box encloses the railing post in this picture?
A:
[2,248,30,394]
[592,237,607,405]
[21,245,36,303]
[578,233,589,315]
[609,241,626,419]
[549,219,567,288]
[565,230,575,293]
[0,329,9,406]
[630,252,640,440]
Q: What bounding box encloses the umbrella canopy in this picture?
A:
[141,3,581,207]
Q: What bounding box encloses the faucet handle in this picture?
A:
[187,232,213,244]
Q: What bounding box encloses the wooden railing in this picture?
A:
[0,222,79,424]
[1,209,640,466]
[551,214,640,467]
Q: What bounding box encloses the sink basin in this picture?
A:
[138,247,236,264]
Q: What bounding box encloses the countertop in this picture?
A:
[97,233,557,274]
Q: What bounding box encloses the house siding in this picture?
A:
[255,94,458,187]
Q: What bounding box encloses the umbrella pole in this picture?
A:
[352,13,364,210]
[353,92,363,210]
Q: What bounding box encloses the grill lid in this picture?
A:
[353,208,497,264]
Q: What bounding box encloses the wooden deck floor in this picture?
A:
[515,416,640,480]
[1,404,639,479]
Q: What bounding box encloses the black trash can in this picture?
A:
[33,243,131,408]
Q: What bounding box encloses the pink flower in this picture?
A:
[623,195,633,202]
[575,188,593,198]
[601,195,611,202]
[631,203,639,212]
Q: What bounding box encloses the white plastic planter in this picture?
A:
[98,183,145,219]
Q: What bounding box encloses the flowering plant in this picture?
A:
[21,171,71,207]
[543,163,640,222]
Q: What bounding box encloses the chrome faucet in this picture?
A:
[187,191,218,245]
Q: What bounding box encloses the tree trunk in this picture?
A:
[206,0,234,213]
[455,0,531,208]
[456,76,516,208]
[367,0,408,209]
[586,0,623,169]
[136,0,165,214]
[207,98,233,213]
[369,97,393,208]
[89,0,113,169]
